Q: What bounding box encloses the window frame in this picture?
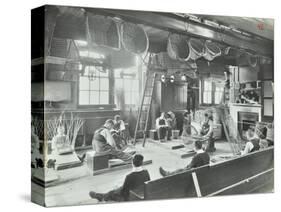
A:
[114,68,140,107]
[77,66,115,109]
[200,78,224,106]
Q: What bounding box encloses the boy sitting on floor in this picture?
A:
[159,140,210,176]
[89,154,151,202]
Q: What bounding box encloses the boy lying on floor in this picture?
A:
[89,154,151,202]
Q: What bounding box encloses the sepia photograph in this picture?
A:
[31,4,274,207]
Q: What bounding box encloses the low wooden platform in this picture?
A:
[93,160,153,176]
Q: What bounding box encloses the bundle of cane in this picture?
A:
[31,117,44,140]
[65,113,84,148]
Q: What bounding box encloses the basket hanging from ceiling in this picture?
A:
[53,7,86,40]
[188,38,205,60]
[224,46,243,58]
[247,53,258,67]
[203,40,221,61]
[86,13,120,50]
[237,52,258,68]
[167,34,190,61]
[120,22,149,54]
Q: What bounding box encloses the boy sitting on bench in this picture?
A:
[159,140,210,176]
[111,115,128,150]
[92,119,135,162]
[89,154,151,202]
[156,112,172,142]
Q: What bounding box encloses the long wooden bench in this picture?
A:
[130,147,274,200]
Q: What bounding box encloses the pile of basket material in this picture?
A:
[50,6,149,70]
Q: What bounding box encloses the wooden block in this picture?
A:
[171,144,185,150]
[149,130,158,140]
[86,151,110,171]
[181,150,196,159]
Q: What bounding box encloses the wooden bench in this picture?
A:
[129,147,274,201]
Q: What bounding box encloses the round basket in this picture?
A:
[120,22,149,54]
[224,47,243,58]
[54,7,86,40]
[247,53,258,67]
[167,34,190,61]
[86,13,120,50]
[203,41,221,61]
[188,38,205,60]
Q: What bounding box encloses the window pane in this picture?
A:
[124,91,132,104]
[264,99,273,116]
[204,81,212,90]
[124,79,132,91]
[114,69,123,78]
[215,92,223,104]
[203,91,212,104]
[79,77,89,90]
[100,78,109,91]
[79,91,89,105]
[99,91,109,104]
[89,91,99,104]
[90,79,99,90]
[132,91,139,105]
[99,70,109,77]
[115,79,123,89]
[131,80,139,92]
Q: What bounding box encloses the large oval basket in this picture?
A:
[203,40,221,61]
[54,7,86,40]
[188,38,205,60]
[86,13,120,50]
[120,22,149,54]
[167,34,190,61]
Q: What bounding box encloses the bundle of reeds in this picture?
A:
[46,112,84,148]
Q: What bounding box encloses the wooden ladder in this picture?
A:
[218,86,243,155]
[133,72,157,147]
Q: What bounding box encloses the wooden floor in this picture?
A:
[32,139,243,207]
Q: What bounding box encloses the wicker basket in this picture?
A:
[53,7,86,40]
[120,22,149,54]
[86,13,120,50]
[188,38,205,60]
[224,46,243,58]
[247,53,258,67]
[167,34,190,61]
[203,40,221,61]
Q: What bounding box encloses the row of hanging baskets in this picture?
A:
[167,33,222,62]
[53,7,149,56]
[224,47,258,67]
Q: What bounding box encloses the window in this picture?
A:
[79,66,110,105]
[201,78,224,105]
[114,68,139,106]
